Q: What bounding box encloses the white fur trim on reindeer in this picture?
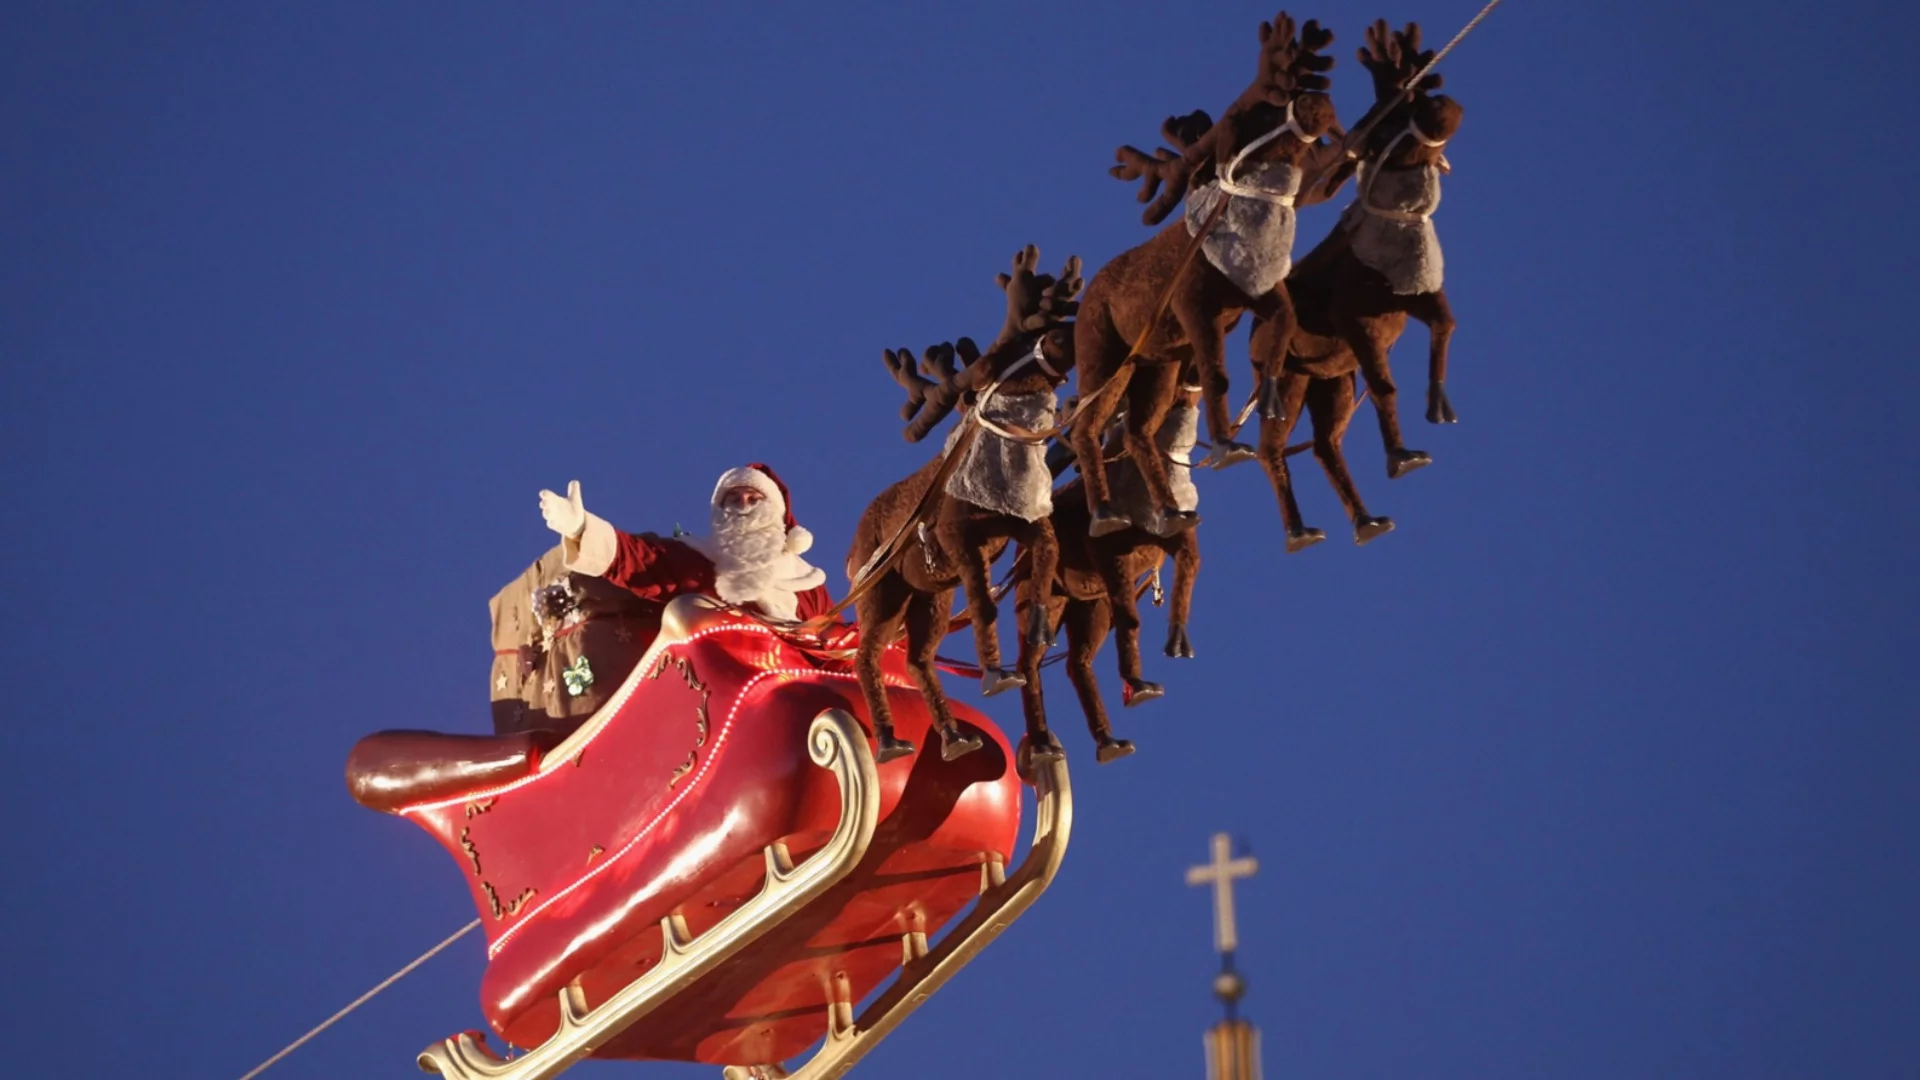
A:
[943,389,1057,522]
[1106,401,1201,524]
[562,512,619,578]
[1347,160,1445,296]
[1185,159,1303,297]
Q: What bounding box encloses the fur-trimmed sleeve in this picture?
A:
[574,520,715,602]
[794,584,838,622]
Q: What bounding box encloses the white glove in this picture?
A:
[539,480,587,540]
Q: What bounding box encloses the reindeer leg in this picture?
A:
[1109,554,1163,708]
[1089,542,1160,701]
[1064,596,1134,765]
[1345,313,1429,479]
[905,587,981,762]
[1254,371,1324,552]
[1013,579,1064,772]
[938,507,1022,698]
[1407,289,1458,424]
[1124,362,1197,537]
[855,583,916,762]
[1250,286,1302,425]
[1073,296,1137,537]
[1020,518,1060,654]
[1165,531,1200,659]
[1308,374,1392,545]
[1172,278,1254,471]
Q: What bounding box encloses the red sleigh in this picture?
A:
[347,594,1071,1079]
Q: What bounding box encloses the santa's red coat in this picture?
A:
[599,529,835,624]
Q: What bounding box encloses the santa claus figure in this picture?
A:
[538,464,835,631]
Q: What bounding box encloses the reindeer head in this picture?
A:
[1225,13,1339,162]
[895,246,1082,442]
[1111,11,1339,225]
[983,244,1081,394]
[1356,20,1462,168]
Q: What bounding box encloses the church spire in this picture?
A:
[1188,832,1262,1080]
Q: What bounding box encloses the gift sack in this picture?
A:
[489,545,657,736]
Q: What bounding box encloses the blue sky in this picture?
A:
[3,2,1916,1078]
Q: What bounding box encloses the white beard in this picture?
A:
[689,499,827,622]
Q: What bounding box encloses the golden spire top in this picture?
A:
[1190,833,1263,1080]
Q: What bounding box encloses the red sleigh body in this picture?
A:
[347,595,1067,1078]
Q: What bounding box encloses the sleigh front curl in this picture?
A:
[347,594,1069,1079]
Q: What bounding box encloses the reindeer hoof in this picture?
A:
[1165,625,1195,659]
[1258,375,1284,421]
[939,726,985,762]
[1026,610,1054,654]
[1089,504,1133,538]
[1206,440,1258,470]
[1152,510,1200,537]
[1387,449,1432,479]
[1024,735,1065,765]
[1122,678,1164,707]
[981,668,1026,697]
[875,730,916,763]
[1354,516,1395,545]
[1286,528,1327,553]
[1016,734,1066,784]
[1095,736,1137,764]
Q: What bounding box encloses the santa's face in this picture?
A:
[717,485,767,515]
[709,484,786,571]
[697,465,826,622]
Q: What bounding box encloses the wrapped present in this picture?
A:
[489,545,657,736]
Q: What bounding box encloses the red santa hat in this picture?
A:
[712,463,813,555]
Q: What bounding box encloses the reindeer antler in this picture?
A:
[993,244,1083,348]
[1037,254,1084,326]
[1272,16,1336,95]
[1331,20,1446,162]
[900,339,979,444]
[899,245,1082,443]
[884,346,937,424]
[1111,110,1215,227]
[893,341,966,443]
[1359,19,1442,104]
[919,339,964,385]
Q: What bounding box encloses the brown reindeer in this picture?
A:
[1251,20,1465,550]
[847,248,1081,764]
[893,376,1203,770]
[1073,11,1350,540]
[1011,388,1205,767]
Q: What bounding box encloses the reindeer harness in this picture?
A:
[1347,120,1449,296]
[1184,102,1318,297]
[1106,400,1201,525]
[942,342,1058,523]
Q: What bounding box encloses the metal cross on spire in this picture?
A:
[1187,832,1259,955]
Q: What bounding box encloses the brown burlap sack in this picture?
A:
[488,546,657,737]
